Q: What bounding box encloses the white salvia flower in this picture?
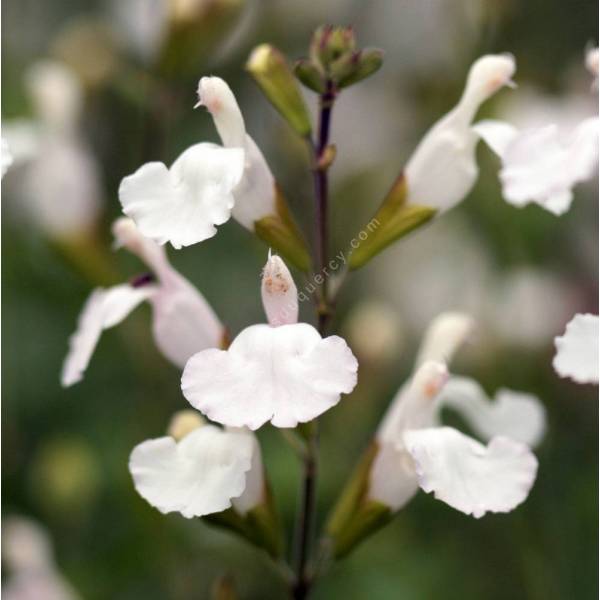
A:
[61,218,224,386]
[553,313,599,384]
[196,76,278,230]
[261,252,298,326]
[167,409,206,441]
[182,325,358,430]
[2,516,80,600]
[473,117,599,215]
[119,143,244,249]
[369,312,543,517]
[1,136,13,177]
[405,53,516,212]
[129,421,256,518]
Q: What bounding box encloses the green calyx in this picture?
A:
[254,186,312,273]
[325,441,393,559]
[348,175,437,270]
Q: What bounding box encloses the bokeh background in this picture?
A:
[2,0,598,598]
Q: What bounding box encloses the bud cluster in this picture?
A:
[294,25,384,93]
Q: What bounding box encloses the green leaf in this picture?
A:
[348,175,437,270]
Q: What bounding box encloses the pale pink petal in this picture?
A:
[261,253,298,326]
[181,323,358,430]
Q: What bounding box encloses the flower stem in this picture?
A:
[292,80,336,600]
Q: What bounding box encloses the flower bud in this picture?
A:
[261,252,299,326]
[335,48,384,88]
[167,410,205,441]
[310,25,356,71]
[246,44,312,137]
[294,58,326,94]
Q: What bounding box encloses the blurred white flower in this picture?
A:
[261,252,299,326]
[343,300,404,365]
[61,218,224,386]
[488,267,575,349]
[475,51,599,216]
[474,117,599,215]
[369,312,544,517]
[405,54,516,212]
[2,60,103,239]
[182,323,358,429]
[553,313,599,384]
[1,136,13,177]
[129,420,257,518]
[109,0,168,63]
[2,516,80,600]
[585,46,599,89]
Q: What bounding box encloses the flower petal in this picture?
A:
[553,313,599,384]
[119,143,244,249]
[368,442,419,511]
[477,118,599,215]
[61,284,155,387]
[438,376,546,447]
[229,428,265,516]
[405,426,538,518]
[129,425,253,518]
[415,312,474,366]
[181,323,358,430]
[150,276,224,368]
[261,252,298,326]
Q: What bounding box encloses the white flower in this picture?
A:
[1,136,13,177]
[118,76,282,249]
[129,421,257,518]
[553,313,599,384]
[119,143,244,249]
[2,516,80,600]
[369,312,543,517]
[261,252,298,326]
[196,76,278,230]
[474,117,599,215]
[405,54,516,212]
[61,218,223,386]
[2,60,103,239]
[182,322,358,429]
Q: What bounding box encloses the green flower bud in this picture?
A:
[246,44,312,137]
[310,25,356,71]
[337,48,384,88]
[294,58,326,94]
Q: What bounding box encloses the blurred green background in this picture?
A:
[2,0,598,598]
